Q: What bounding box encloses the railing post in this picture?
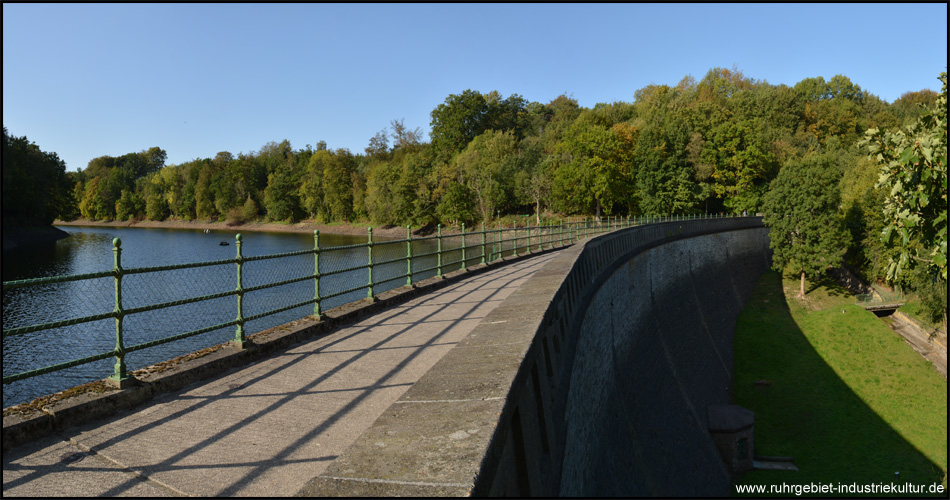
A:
[528,221,533,252]
[109,238,132,387]
[461,223,467,271]
[513,221,519,257]
[481,222,487,265]
[314,230,323,319]
[406,226,414,288]
[233,233,247,348]
[493,221,499,260]
[437,224,443,279]
[367,227,376,301]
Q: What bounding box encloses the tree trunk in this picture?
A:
[536,198,541,226]
[799,270,806,298]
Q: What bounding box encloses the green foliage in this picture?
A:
[551,113,635,217]
[115,189,143,221]
[907,265,948,327]
[763,153,851,295]
[704,120,777,213]
[71,146,167,222]
[146,191,169,221]
[299,149,329,221]
[323,149,356,222]
[54,68,941,287]
[241,196,259,221]
[1,126,73,226]
[435,182,477,226]
[455,130,519,222]
[634,145,696,215]
[194,163,215,220]
[429,89,528,161]
[263,161,301,222]
[863,72,947,282]
[840,154,891,277]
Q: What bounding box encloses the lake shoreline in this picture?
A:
[53,218,448,239]
[2,225,72,252]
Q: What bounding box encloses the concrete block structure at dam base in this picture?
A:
[299,217,771,496]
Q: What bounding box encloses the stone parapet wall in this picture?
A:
[297,218,771,497]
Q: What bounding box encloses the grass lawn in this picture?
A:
[732,271,947,496]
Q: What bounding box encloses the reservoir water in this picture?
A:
[3,225,454,408]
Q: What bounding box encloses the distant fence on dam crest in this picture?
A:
[298,216,771,496]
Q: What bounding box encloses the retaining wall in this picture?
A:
[297,218,771,497]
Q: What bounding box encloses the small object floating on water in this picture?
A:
[219,241,229,246]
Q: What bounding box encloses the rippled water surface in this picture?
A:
[3,225,457,408]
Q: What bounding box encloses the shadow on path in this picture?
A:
[2,252,559,496]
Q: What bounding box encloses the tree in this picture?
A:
[146,191,169,221]
[390,118,423,150]
[455,129,518,223]
[551,112,634,218]
[299,149,329,221]
[436,182,477,226]
[430,89,491,160]
[115,189,142,221]
[194,163,215,220]
[762,153,851,298]
[429,89,528,161]
[323,149,356,221]
[263,162,300,222]
[703,119,776,214]
[2,126,72,226]
[862,72,947,282]
[241,196,259,221]
[365,129,389,157]
[514,136,550,225]
[891,89,940,126]
[634,119,696,216]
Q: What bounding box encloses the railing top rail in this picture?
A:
[3,215,743,400]
[3,269,114,289]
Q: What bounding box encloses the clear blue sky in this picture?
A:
[3,3,947,172]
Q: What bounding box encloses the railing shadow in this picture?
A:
[2,253,557,496]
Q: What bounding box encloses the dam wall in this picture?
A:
[297,218,771,497]
[556,221,770,496]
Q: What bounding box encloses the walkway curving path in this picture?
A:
[2,251,562,497]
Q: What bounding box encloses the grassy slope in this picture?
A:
[732,271,947,496]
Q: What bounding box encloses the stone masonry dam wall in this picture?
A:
[298,218,771,497]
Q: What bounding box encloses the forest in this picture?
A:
[3,67,946,323]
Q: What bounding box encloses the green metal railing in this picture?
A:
[3,213,733,388]
[855,283,905,308]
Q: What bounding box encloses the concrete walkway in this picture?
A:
[2,251,560,497]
